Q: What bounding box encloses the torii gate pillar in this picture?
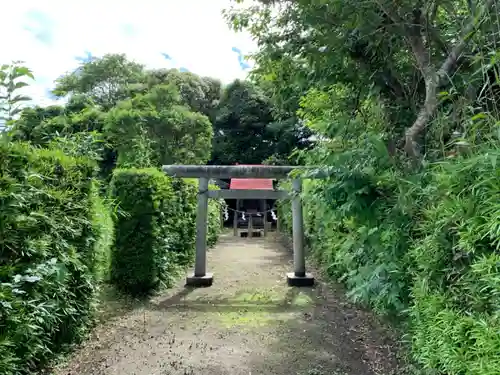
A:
[186,177,213,287]
[286,178,314,286]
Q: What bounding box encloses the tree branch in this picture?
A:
[374,0,408,33]
[427,24,450,57]
[407,3,432,71]
[404,0,496,159]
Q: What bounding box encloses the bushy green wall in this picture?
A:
[110,170,223,295]
[0,144,223,374]
[278,150,500,374]
[0,143,113,375]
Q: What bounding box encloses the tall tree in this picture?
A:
[211,80,274,165]
[52,54,144,109]
[145,68,222,121]
[226,0,499,160]
[212,79,311,165]
[105,84,213,167]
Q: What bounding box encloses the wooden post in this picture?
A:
[233,199,239,236]
[248,214,253,240]
[220,207,224,230]
[264,218,268,237]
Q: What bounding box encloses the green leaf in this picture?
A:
[10,94,31,103]
[9,107,24,117]
[13,81,29,90]
[12,66,34,80]
[471,113,487,121]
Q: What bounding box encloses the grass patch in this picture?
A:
[215,288,315,328]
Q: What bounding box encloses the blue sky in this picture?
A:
[1,0,255,106]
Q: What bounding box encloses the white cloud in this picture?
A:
[0,0,256,106]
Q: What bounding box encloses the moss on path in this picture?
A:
[54,233,403,375]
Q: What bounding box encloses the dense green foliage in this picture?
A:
[232,0,500,373]
[211,79,311,165]
[111,169,188,294]
[279,141,500,374]
[7,54,305,168]
[1,56,226,372]
[105,84,213,168]
[0,142,113,375]
[206,189,224,248]
[408,153,500,374]
[110,169,185,294]
[110,169,223,295]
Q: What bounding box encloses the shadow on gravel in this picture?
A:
[155,285,196,309]
[152,284,318,314]
[241,235,403,375]
[95,285,152,322]
[243,279,402,375]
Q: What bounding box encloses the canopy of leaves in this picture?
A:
[226,0,499,157]
[145,68,222,122]
[106,84,213,167]
[212,79,311,165]
[52,54,144,109]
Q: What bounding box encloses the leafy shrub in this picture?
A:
[276,84,500,374]
[109,170,222,296]
[91,193,115,283]
[182,178,224,248]
[207,194,223,248]
[408,151,500,374]
[278,148,500,374]
[0,142,110,374]
[105,84,213,167]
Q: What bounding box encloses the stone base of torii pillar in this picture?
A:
[186,273,214,287]
[286,272,315,287]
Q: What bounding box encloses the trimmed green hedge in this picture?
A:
[109,169,222,295]
[183,178,224,248]
[278,149,500,375]
[0,142,112,375]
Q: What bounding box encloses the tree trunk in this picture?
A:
[404,0,496,159]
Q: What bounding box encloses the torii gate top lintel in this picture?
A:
[161,165,326,180]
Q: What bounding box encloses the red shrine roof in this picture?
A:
[229,164,274,190]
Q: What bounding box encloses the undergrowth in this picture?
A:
[0,142,112,375]
[278,86,500,374]
[109,169,223,296]
[0,143,223,373]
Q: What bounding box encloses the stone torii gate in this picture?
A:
[162,165,324,288]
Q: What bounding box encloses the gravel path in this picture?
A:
[54,232,403,375]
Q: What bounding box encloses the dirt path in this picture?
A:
[54,233,403,375]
